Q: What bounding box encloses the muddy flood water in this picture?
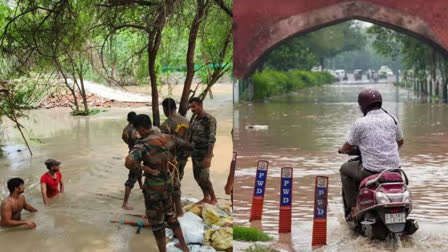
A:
[0,84,233,252]
[233,83,448,251]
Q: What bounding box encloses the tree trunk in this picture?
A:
[319,57,325,71]
[69,85,80,111]
[199,75,218,101]
[14,116,32,156]
[442,80,448,102]
[439,60,444,98]
[148,29,163,127]
[430,49,436,97]
[429,80,432,99]
[443,62,448,101]
[435,55,439,97]
[145,0,177,126]
[79,61,89,114]
[179,0,209,116]
[2,94,33,156]
[55,59,80,111]
[439,58,446,100]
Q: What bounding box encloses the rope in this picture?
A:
[167,159,180,186]
[166,95,180,187]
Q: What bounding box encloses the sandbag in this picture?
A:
[204,229,216,244]
[167,241,216,252]
[213,207,231,218]
[166,239,181,252]
[178,212,204,244]
[211,227,233,251]
[183,204,193,212]
[215,217,233,227]
[181,197,199,207]
[191,245,216,252]
[218,204,232,216]
[202,204,221,226]
[187,204,202,216]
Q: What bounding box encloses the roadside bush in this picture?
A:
[250,69,335,100]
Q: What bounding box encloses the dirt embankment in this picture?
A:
[37,87,151,109]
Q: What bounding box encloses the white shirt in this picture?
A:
[347,109,403,172]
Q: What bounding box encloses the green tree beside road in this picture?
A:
[244,20,448,101]
[367,25,448,100]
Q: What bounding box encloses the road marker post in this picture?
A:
[249,160,269,221]
[312,176,329,246]
[279,167,293,233]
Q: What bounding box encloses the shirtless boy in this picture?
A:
[1,178,37,228]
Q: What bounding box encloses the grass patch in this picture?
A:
[29,138,43,144]
[233,226,273,242]
[245,244,280,252]
[87,109,108,115]
[71,109,107,116]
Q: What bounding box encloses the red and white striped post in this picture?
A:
[279,167,293,233]
[249,160,269,221]
[312,176,329,247]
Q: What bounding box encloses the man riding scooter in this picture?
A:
[338,88,404,220]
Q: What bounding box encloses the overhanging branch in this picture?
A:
[213,0,232,17]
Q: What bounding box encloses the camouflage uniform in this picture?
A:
[122,123,138,151]
[126,130,193,237]
[190,112,216,191]
[160,113,191,197]
[122,123,141,188]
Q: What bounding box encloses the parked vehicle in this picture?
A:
[335,70,345,82]
[370,71,379,82]
[378,66,393,79]
[354,69,363,81]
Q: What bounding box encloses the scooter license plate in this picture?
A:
[385,212,406,224]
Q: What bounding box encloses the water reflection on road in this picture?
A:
[234,83,448,251]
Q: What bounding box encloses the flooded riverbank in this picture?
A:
[0,84,233,252]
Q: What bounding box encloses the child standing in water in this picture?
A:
[40,159,64,205]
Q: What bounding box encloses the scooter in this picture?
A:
[341,148,419,241]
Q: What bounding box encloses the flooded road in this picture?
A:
[0,84,233,252]
[233,83,448,251]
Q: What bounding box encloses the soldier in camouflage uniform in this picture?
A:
[160,98,191,217]
[121,111,143,210]
[189,97,218,205]
[125,114,192,252]
[122,112,137,151]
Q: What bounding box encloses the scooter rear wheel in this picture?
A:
[370,218,388,240]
